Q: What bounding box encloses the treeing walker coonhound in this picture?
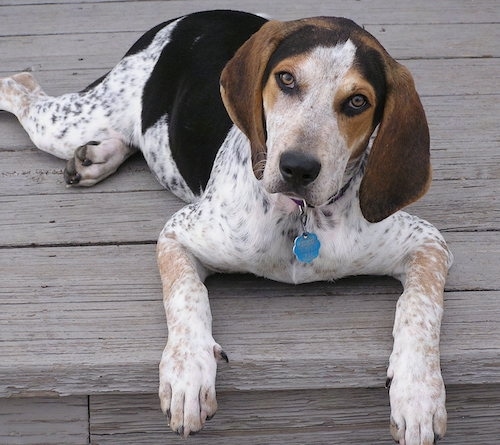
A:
[0,10,452,444]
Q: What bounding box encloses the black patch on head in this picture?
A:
[353,46,387,125]
[141,10,268,194]
[264,18,360,81]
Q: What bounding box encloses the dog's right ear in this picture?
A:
[220,20,304,178]
[359,60,431,223]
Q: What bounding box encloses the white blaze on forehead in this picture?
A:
[279,40,358,131]
[302,39,357,84]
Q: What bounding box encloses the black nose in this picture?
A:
[279,151,321,187]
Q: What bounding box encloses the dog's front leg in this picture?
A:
[157,233,227,437]
[388,243,452,445]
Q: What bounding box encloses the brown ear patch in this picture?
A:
[359,62,431,223]
[220,20,300,177]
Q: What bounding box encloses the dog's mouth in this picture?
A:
[284,177,355,208]
[284,193,329,209]
[263,165,355,208]
[288,196,309,207]
[279,188,318,208]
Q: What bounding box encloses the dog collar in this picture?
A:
[290,174,355,209]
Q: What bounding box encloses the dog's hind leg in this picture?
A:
[0,72,137,186]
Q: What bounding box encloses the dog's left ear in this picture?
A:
[359,59,431,223]
[220,20,305,178]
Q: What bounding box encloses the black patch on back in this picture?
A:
[141,10,267,194]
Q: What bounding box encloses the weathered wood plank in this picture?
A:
[405,179,499,232]
[0,33,133,74]
[0,236,498,396]
[406,58,499,97]
[89,385,500,445]
[90,389,393,444]
[0,0,496,38]
[1,23,496,75]
[367,23,500,59]
[0,189,181,246]
[0,396,88,445]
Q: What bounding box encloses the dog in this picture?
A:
[0,10,452,444]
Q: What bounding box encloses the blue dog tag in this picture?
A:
[293,232,320,263]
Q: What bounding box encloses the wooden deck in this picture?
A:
[0,1,498,443]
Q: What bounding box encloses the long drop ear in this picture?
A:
[220,20,305,178]
[359,59,431,223]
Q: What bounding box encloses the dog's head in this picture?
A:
[220,17,430,222]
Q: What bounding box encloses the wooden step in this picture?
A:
[1,385,499,445]
[1,242,499,395]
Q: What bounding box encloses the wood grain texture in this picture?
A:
[0,0,497,38]
[1,24,497,75]
[0,396,88,445]
[0,239,498,396]
[88,386,500,444]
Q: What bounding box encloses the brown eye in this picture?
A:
[343,94,370,116]
[349,94,368,108]
[277,71,295,89]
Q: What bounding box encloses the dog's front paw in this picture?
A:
[159,336,228,437]
[387,362,446,445]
